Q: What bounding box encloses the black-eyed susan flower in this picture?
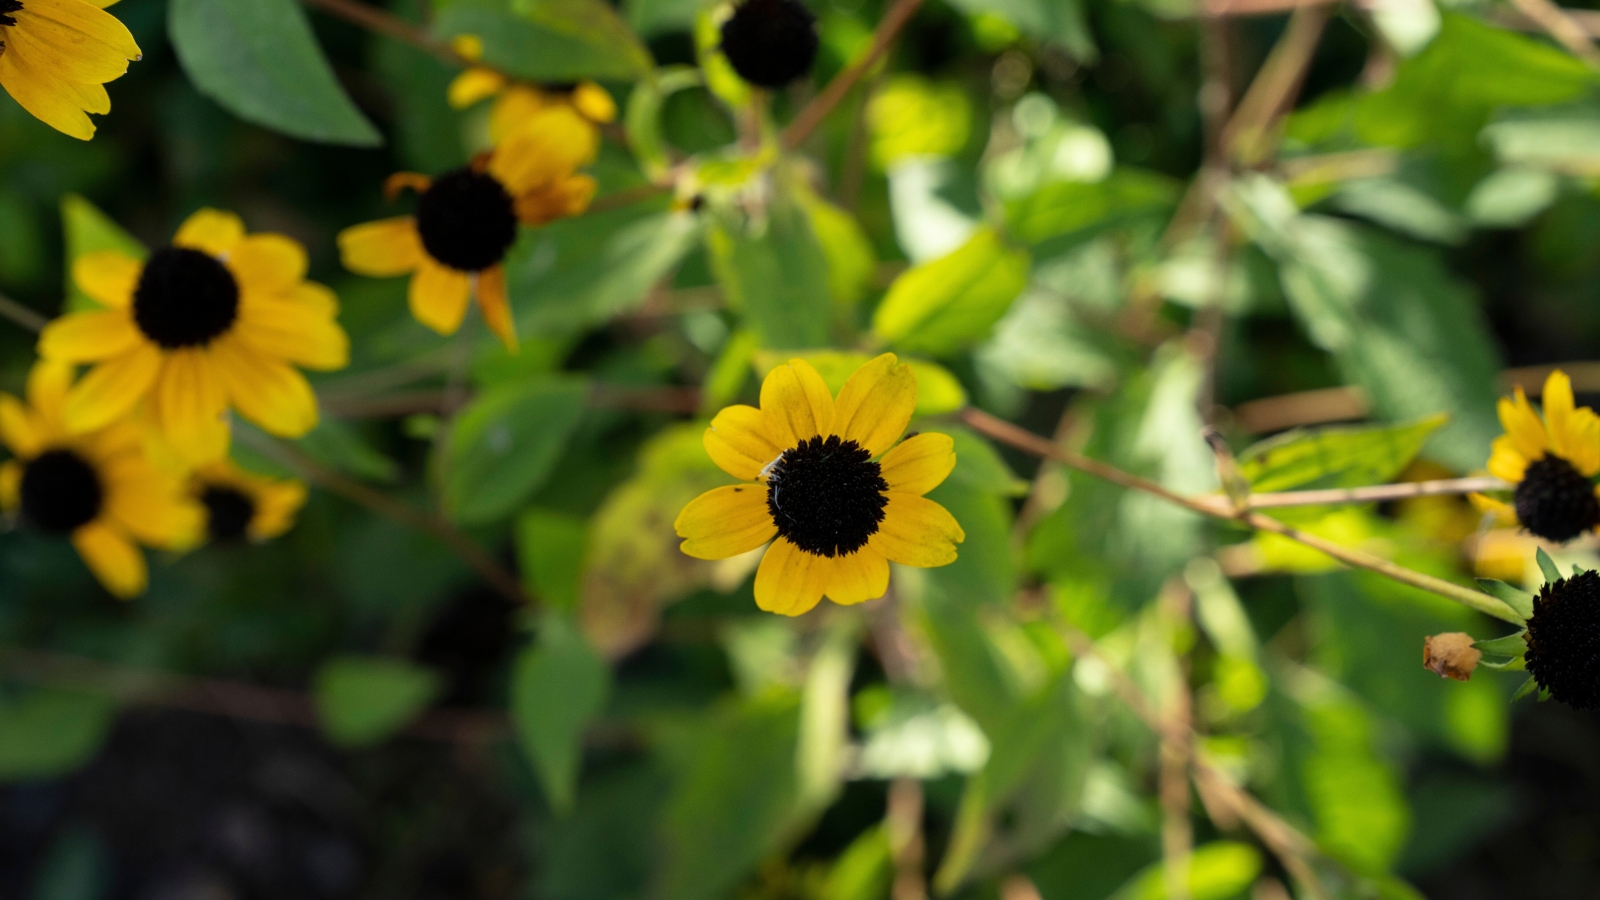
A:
[0,360,200,598]
[1472,370,1600,544]
[191,459,306,543]
[719,0,818,89]
[36,209,349,464]
[675,353,964,616]
[0,0,140,140]
[336,109,598,350]
[446,36,616,144]
[1525,569,1600,708]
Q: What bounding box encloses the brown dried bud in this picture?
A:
[1423,632,1482,681]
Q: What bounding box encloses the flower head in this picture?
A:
[675,353,965,616]
[192,459,306,543]
[0,0,141,140]
[1472,370,1600,543]
[1525,569,1600,708]
[0,360,201,598]
[719,0,819,89]
[337,108,598,351]
[446,41,616,145]
[37,209,349,464]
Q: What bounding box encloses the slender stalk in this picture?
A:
[958,407,1522,623]
[299,0,470,67]
[0,292,46,333]
[1157,581,1194,900]
[1245,476,1510,509]
[238,430,530,605]
[1503,0,1600,66]
[781,0,925,151]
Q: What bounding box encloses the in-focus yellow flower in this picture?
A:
[0,0,140,140]
[191,459,306,543]
[0,360,201,598]
[675,353,965,616]
[337,109,598,350]
[37,209,349,464]
[446,34,616,145]
[1472,369,1600,544]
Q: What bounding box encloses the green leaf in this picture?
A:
[1005,167,1179,249]
[707,202,833,349]
[444,377,587,524]
[942,0,1095,60]
[944,429,1028,495]
[61,194,145,314]
[1114,841,1262,900]
[0,689,114,781]
[1237,415,1447,494]
[1300,698,1411,873]
[796,618,859,810]
[1473,631,1528,657]
[1512,675,1539,702]
[168,0,381,146]
[624,66,702,181]
[313,656,440,748]
[512,611,611,813]
[434,0,647,81]
[871,227,1031,356]
[515,508,589,609]
[797,189,877,310]
[821,825,894,900]
[1537,548,1562,585]
[293,419,401,483]
[1475,578,1535,620]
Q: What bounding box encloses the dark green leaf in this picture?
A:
[1476,578,1535,620]
[1536,548,1562,585]
[0,689,114,781]
[313,656,441,748]
[433,0,648,81]
[168,0,381,146]
[444,377,587,524]
[515,508,588,609]
[512,611,611,813]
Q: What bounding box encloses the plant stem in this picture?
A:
[299,0,470,67]
[0,292,46,333]
[781,0,924,150]
[1244,476,1509,508]
[958,407,1522,623]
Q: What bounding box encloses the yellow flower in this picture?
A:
[191,459,306,543]
[675,353,965,616]
[336,109,599,351]
[445,34,616,145]
[1472,369,1600,543]
[37,209,349,464]
[0,360,201,598]
[0,0,140,140]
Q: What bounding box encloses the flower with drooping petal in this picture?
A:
[1472,370,1600,544]
[675,353,965,616]
[446,36,616,145]
[0,359,201,598]
[192,458,306,544]
[0,0,141,140]
[36,209,349,464]
[336,107,598,351]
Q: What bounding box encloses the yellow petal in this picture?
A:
[447,66,506,108]
[61,343,161,433]
[1487,435,1529,483]
[704,404,783,481]
[409,259,472,335]
[487,84,548,143]
[339,217,425,277]
[228,233,308,296]
[72,519,146,599]
[1566,408,1600,477]
[235,295,349,371]
[1498,388,1548,462]
[1469,493,1519,526]
[26,358,74,415]
[0,47,95,139]
[38,309,140,362]
[760,359,835,449]
[487,106,598,194]
[450,33,484,60]
[572,82,617,123]
[1543,370,1577,460]
[753,537,830,616]
[20,0,141,62]
[833,353,917,458]
[248,478,307,540]
[824,547,889,605]
[8,2,136,83]
[475,265,518,351]
[0,460,20,510]
[210,336,318,437]
[103,460,202,548]
[291,281,340,317]
[0,395,43,459]
[879,432,956,496]
[868,492,964,567]
[173,208,245,256]
[513,173,596,226]
[72,251,141,308]
[151,349,229,464]
[675,484,776,560]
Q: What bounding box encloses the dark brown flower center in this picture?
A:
[202,486,255,542]
[766,434,887,558]
[0,1,22,28]
[1515,454,1600,543]
[133,247,240,349]
[1527,569,1600,709]
[719,0,819,88]
[20,449,103,534]
[415,168,519,272]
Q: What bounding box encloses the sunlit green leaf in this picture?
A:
[708,202,833,349]
[1237,415,1447,494]
[871,227,1030,356]
[1113,841,1262,900]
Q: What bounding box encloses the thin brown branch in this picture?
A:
[299,0,470,67]
[320,383,704,419]
[238,430,530,605]
[1220,3,1332,167]
[781,0,925,151]
[1203,0,1335,16]
[958,407,1522,623]
[1501,0,1600,66]
[1158,581,1195,900]
[1231,386,1369,433]
[0,292,46,333]
[587,183,673,215]
[1245,476,1510,509]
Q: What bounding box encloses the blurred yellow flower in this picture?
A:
[675,353,965,617]
[37,209,349,464]
[446,34,615,145]
[0,360,201,598]
[192,459,306,544]
[337,108,599,351]
[0,0,140,140]
[1472,370,1600,544]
